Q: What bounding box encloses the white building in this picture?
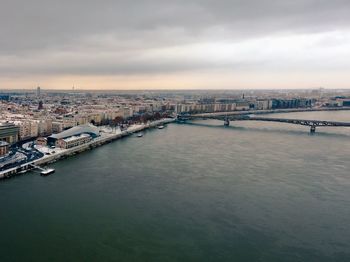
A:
[56,134,92,149]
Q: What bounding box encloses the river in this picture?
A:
[1,110,350,261]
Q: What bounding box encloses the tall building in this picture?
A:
[38,100,44,110]
[36,86,41,98]
[38,119,53,136]
[0,123,19,144]
[17,121,39,140]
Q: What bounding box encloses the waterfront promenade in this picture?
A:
[0,118,175,179]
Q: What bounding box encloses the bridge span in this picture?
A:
[178,113,350,133]
[189,107,350,119]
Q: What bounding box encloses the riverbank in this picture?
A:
[0,118,175,180]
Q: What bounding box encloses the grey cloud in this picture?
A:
[0,50,257,76]
[0,0,350,77]
[1,0,350,51]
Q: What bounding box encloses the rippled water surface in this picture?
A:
[1,111,350,261]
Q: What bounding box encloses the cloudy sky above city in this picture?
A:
[1,0,350,90]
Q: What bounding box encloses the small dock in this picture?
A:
[29,164,55,176]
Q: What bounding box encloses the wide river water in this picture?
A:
[1,111,350,261]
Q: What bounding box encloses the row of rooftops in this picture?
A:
[62,133,91,143]
[0,122,17,128]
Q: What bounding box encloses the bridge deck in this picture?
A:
[189,107,350,118]
[241,117,350,127]
[181,114,350,127]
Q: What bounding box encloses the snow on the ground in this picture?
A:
[127,124,145,132]
[35,145,65,155]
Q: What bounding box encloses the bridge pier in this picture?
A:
[187,113,350,131]
[310,126,316,133]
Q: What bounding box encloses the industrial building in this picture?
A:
[47,124,100,147]
[56,134,92,149]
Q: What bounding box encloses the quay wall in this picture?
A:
[0,119,175,180]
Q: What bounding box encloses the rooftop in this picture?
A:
[49,124,100,140]
[0,141,9,147]
[63,133,91,143]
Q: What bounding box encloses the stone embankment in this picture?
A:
[0,118,175,180]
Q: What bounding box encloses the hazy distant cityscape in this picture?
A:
[0,87,350,177]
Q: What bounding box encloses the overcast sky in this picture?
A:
[1,0,350,89]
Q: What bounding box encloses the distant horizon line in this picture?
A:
[1,87,349,92]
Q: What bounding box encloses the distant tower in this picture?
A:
[38,100,43,110]
[319,87,324,98]
[37,86,41,98]
[242,93,245,99]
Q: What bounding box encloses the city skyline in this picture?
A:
[1,0,350,90]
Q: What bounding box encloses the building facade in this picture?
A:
[0,123,19,144]
[0,141,9,156]
[56,134,92,149]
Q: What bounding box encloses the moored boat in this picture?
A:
[40,168,55,176]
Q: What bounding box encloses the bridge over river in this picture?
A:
[178,110,350,133]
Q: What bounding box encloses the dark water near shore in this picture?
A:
[1,111,350,262]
